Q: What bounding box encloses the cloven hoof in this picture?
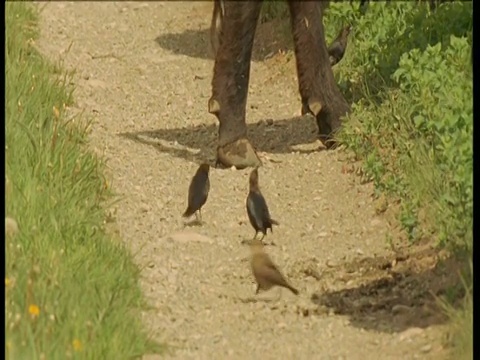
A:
[216,138,262,169]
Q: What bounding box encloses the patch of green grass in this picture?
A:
[5,3,164,358]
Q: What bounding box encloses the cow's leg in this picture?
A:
[210,0,223,58]
[287,1,350,148]
[209,1,263,169]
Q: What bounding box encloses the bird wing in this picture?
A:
[247,194,262,229]
[203,177,210,198]
[262,257,289,285]
[328,42,343,59]
[188,173,208,208]
[247,191,270,227]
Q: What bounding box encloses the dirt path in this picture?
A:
[37,2,450,359]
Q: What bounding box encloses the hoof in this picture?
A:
[320,136,339,150]
[216,138,262,169]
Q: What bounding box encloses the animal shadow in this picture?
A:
[155,18,293,62]
[118,115,324,168]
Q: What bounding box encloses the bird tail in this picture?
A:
[182,207,194,218]
[270,218,280,226]
[288,284,299,296]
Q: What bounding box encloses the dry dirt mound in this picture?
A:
[36,2,455,359]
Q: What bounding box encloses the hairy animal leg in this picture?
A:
[209,1,263,169]
[287,1,350,148]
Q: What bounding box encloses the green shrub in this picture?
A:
[329,3,472,356]
[260,1,289,23]
[325,1,472,102]
[332,0,472,250]
[5,3,163,358]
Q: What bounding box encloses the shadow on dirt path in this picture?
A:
[311,249,464,334]
[155,17,293,62]
[119,115,322,166]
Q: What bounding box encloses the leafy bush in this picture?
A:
[325,1,472,102]
[329,4,472,356]
[334,1,472,251]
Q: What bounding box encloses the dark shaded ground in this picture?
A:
[302,244,466,333]
[155,18,293,62]
[119,115,323,167]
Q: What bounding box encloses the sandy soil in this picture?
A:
[36,2,454,359]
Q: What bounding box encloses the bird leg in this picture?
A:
[194,210,202,224]
[276,287,283,301]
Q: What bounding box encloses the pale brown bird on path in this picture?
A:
[246,167,279,242]
[250,239,299,296]
[183,163,210,222]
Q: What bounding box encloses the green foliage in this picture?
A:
[5,3,164,358]
[260,1,289,23]
[332,0,472,251]
[325,1,472,102]
[328,3,472,355]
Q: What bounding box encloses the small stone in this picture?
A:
[326,259,337,267]
[356,248,364,255]
[399,327,424,342]
[87,79,107,89]
[164,231,214,244]
[370,218,382,227]
[420,344,432,353]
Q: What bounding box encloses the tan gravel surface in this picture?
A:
[36,2,451,359]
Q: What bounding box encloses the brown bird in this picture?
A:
[250,239,299,295]
[246,167,279,242]
[328,24,352,67]
[183,163,210,222]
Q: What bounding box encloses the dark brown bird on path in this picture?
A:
[250,239,299,295]
[183,163,210,222]
[328,24,352,67]
[246,167,279,242]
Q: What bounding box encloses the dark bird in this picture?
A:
[246,167,279,242]
[183,163,210,222]
[328,24,352,67]
[250,239,299,296]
